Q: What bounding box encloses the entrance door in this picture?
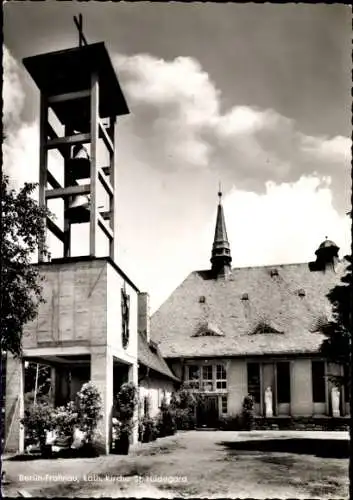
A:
[197,396,219,428]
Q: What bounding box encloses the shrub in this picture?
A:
[77,382,102,444]
[170,386,198,411]
[21,402,55,450]
[174,408,196,430]
[141,416,157,442]
[115,382,138,424]
[156,397,177,436]
[53,401,79,444]
[218,414,241,431]
[241,394,255,430]
[170,386,198,431]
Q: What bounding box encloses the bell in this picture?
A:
[68,144,91,181]
[66,194,90,224]
[65,144,91,223]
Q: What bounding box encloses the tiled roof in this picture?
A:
[138,331,180,381]
[151,259,348,358]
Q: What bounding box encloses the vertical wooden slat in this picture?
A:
[90,73,99,257]
[259,362,264,416]
[108,116,116,261]
[38,94,48,262]
[273,362,278,417]
[324,360,329,416]
[63,125,73,257]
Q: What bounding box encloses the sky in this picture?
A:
[3,2,352,312]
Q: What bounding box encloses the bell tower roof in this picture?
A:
[210,188,232,278]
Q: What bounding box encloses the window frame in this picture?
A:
[185,363,227,393]
[221,395,228,414]
[247,362,261,404]
[311,360,326,404]
[215,363,227,390]
[276,361,291,404]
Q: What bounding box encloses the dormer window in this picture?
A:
[270,269,279,277]
[199,296,206,303]
[192,321,224,337]
[297,289,306,298]
[241,293,249,301]
[250,320,283,335]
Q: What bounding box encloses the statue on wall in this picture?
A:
[121,284,130,349]
[331,386,340,417]
[265,386,273,417]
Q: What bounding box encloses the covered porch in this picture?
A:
[4,347,138,455]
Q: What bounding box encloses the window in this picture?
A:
[277,362,291,403]
[203,365,213,380]
[247,363,260,403]
[202,365,213,391]
[216,364,227,390]
[312,361,326,403]
[221,395,228,414]
[188,365,200,380]
[186,365,200,389]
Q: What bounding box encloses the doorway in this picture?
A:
[196,395,219,428]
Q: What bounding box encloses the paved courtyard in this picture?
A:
[2,430,350,498]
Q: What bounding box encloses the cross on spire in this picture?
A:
[73,14,88,47]
[218,181,222,204]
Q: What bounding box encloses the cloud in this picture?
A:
[3,47,350,311]
[221,176,351,268]
[3,47,26,131]
[114,53,351,214]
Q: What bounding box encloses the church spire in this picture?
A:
[210,186,232,279]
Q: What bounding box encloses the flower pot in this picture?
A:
[40,443,52,458]
[115,434,130,455]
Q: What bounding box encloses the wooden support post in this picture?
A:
[90,73,99,257]
[109,117,116,261]
[63,126,73,257]
[38,94,48,263]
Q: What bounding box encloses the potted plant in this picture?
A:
[158,397,176,436]
[241,394,255,431]
[21,402,55,457]
[113,382,138,455]
[53,401,78,450]
[77,382,102,455]
[141,416,156,443]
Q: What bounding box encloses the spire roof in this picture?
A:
[210,188,232,278]
[214,192,229,243]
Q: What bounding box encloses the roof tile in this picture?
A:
[151,260,348,358]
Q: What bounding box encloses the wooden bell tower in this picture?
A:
[23,21,129,262]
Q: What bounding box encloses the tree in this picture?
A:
[319,255,352,392]
[1,173,49,357]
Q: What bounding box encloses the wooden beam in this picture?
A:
[45,184,90,200]
[90,73,99,257]
[39,94,48,263]
[46,123,67,158]
[98,119,114,154]
[64,125,74,258]
[24,346,91,357]
[48,89,90,104]
[100,210,111,220]
[98,213,113,240]
[46,217,64,242]
[46,133,90,150]
[98,168,114,197]
[108,116,116,261]
[47,170,62,190]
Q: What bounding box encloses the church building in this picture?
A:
[151,191,350,428]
